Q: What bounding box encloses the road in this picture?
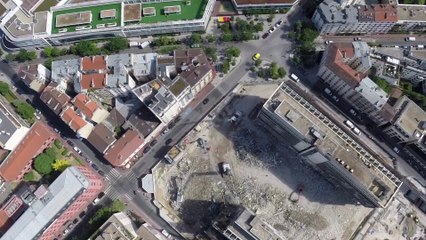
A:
[1,5,426,238]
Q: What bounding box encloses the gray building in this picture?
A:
[258,82,401,208]
[230,0,299,13]
[0,101,29,151]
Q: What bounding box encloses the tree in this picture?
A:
[5,53,15,62]
[15,49,37,62]
[34,153,55,175]
[267,13,275,22]
[105,37,128,53]
[74,41,100,56]
[206,34,215,43]
[278,67,287,78]
[204,47,217,62]
[255,59,262,67]
[190,33,202,44]
[54,139,62,148]
[52,159,70,172]
[222,60,231,73]
[44,58,53,70]
[12,101,35,121]
[0,48,3,57]
[110,200,125,212]
[51,47,62,57]
[221,33,233,42]
[226,47,241,58]
[23,171,37,182]
[43,47,52,58]
[0,82,10,96]
[152,36,176,47]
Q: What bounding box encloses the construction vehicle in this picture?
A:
[220,162,232,176]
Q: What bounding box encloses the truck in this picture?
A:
[405,37,416,42]
[140,41,150,49]
[129,41,140,47]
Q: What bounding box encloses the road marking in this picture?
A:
[124,193,133,201]
[107,190,120,201]
[106,169,122,181]
[126,171,138,183]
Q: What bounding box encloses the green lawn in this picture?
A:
[35,0,58,12]
[52,3,122,33]
[141,0,207,24]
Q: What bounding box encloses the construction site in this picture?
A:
[152,82,424,239]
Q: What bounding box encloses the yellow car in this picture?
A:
[252,53,261,61]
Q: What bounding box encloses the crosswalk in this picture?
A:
[126,171,138,183]
[104,185,135,201]
[105,168,121,182]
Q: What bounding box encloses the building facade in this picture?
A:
[1,166,104,240]
[230,0,299,13]
[257,82,401,208]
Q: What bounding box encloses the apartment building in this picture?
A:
[103,129,144,167]
[18,64,51,93]
[258,82,401,208]
[383,96,426,158]
[0,0,214,48]
[0,101,30,151]
[1,166,104,240]
[318,42,389,124]
[312,0,397,35]
[230,0,299,13]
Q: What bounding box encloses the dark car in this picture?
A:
[91,163,99,171]
[150,139,158,147]
[143,146,151,154]
[165,138,173,145]
[168,122,176,129]
[262,33,269,39]
[174,115,182,123]
[98,170,105,176]
[203,98,209,104]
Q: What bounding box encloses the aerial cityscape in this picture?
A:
[0,0,426,239]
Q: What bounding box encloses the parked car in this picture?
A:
[325,40,334,44]
[352,127,361,135]
[275,20,283,27]
[165,138,173,145]
[354,37,362,41]
[203,98,209,104]
[143,146,151,154]
[73,146,82,154]
[349,109,357,116]
[262,33,269,39]
[98,170,105,176]
[393,147,400,153]
[91,163,99,171]
[252,53,261,61]
[324,88,332,95]
[344,120,354,128]
[150,139,158,147]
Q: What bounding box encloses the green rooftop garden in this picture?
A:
[51,3,122,34]
[141,0,208,24]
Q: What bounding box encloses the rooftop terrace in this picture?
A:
[140,0,207,24]
[266,83,400,207]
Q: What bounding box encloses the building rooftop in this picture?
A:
[72,93,99,119]
[174,48,213,87]
[51,58,80,86]
[0,195,24,233]
[358,4,398,22]
[233,0,297,5]
[80,73,107,91]
[127,106,161,138]
[324,43,365,88]
[354,77,389,109]
[397,5,426,22]
[40,83,71,115]
[104,129,144,167]
[18,64,50,93]
[61,106,89,132]
[93,212,139,240]
[104,108,126,130]
[392,96,426,140]
[81,56,106,72]
[87,123,116,154]
[1,166,90,240]
[123,3,141,23]
[315,0,359,25]
[0,102,21,149]
[106,53,132,87]
[0,122,55,182]
[265,83,400,207]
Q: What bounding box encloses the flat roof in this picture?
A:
[393,97,426,138]
[141,0,208,24]
[52,3,122,33]
[0,102,20,147]
[397,5,426,22]
[1,167,90,240]
[55,11,92,28]
[123,3,141,22]
[100,9,116,19]
[265,83,400,207]
[233,0,297,5]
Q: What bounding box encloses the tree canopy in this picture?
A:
[34,153,55,175]
[12,101,35,121]
[105,37,128,53]
[71,41,101,56]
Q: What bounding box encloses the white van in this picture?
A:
[344,120,354,129]
[290,74,300,83]
[352,127,361,135]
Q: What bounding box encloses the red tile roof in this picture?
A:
[104,130,144,167]
[61,107,88,131]
[72,93,98,119]
[358,4,398,22]
[0,122,55,182]
[234,0,296,4]
[324,43,364,88]
[81,56,106,71]
[80,73,106,90]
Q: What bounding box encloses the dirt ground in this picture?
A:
[155,83,373,239]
